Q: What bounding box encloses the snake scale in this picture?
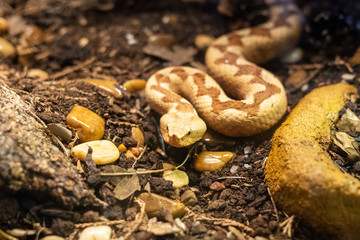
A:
[145,0,303,147]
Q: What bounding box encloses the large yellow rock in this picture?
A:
[265,83,360,240]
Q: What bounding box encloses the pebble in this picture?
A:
[210,181,225,191]
[123,79,146,93]
[180,189,198,206]
[202,129,236,147]
[23,25,44,44]
[194,34,215,50]
[243,146,252,155]
[0,37,16,58]
[79,226,112,240]
[125,33,138,45]
[162,14,178,25]
[280,47,304,63]
[301,83,309,92]
[244,163,252,169]
[193,151,234,172]
[230,165,239,174]
[118,143,127,152]
[71,140,119,165]
[0,17,8,33]
[148,34,175,49]
[131,126,144,147]
[40,236,65,240]
[341,73,356,81]
[137,192,187,218]
[47,123,72,141]
[66,105,105,142]
[27,68,49,81]
[84,79,122,98]
[163,168,189,188]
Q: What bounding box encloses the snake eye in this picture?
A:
[187,131,191,136]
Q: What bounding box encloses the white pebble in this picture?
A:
[301,84,309,92]
[341,73,356,81]
[79,226,112,240]
[280,47,303,63]
[125,33,138,45]
[244,164,252,169]
[230,165,239,174]
[243,146,252,155]
[71,140,120,165]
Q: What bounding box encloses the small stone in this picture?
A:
[78,37,89,48]
[194,34,215,50]
[243,146,252,155]
[71,140,120,165]
[123,79,147,93]
[193,151,234,172]
[47,123,72,141]
[27,68,49,81]
[230,165,239,174]
[244,163,252,169]
[163,168,189,188]
[162,14,178,25]
[40,236,65,240]
[125,33,138,45]
[23,25,44,44]
[137,192,187,218]
[118,144,127,152]
[66,105,105,142]
[180,189,198,206]
[301,83,309,92]
[84,79,122,98]
[148,34,175,49]
[0,37,16,58]
[0,17,8,33]
[202,129,235,147]
[341,73,356,81]
[131,126,144,147]
[280,47,303,63]
[125,150,136,159]
[79,226,112,240]
[209,181,225,191]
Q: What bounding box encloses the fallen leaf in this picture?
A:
[163,169,189,189]
[113,173,140,200]
[143,44,197,65]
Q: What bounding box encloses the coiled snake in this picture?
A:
[145,0,303,147]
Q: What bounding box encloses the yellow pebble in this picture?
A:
[23,25,44,44]
[84,79,122,98]
[0,37,16,58]
[71,140,119,165]
[79,226,112,240]
[66,105,105,142]
[123,79,146,93]
[193,151,234,172]
[137,192,187,218]
[118,143,127,152]
[194,34,215,50]
[131,126,144,147]
[0,17,8,33]
[27,68,49,81]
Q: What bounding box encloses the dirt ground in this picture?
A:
[0,0,360,239]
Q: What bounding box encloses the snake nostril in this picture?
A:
[187,131,191,136]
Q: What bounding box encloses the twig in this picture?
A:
[75,219,126,229]
[279,215,295,237]
[267,187,279,222]
[123,198,146,240]
[52,57,96,79]
[100,144,196,177]
[131,143,148,169]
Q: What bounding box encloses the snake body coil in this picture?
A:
[146,0,303,147]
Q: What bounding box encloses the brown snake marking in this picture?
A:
[145,0,303,147]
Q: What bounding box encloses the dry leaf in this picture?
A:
[163,169,189,189]
[143,44,197,65]
[336,108,360,135]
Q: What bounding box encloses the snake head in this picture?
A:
[160,112,207,148]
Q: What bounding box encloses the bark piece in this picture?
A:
[0,83,102,209]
